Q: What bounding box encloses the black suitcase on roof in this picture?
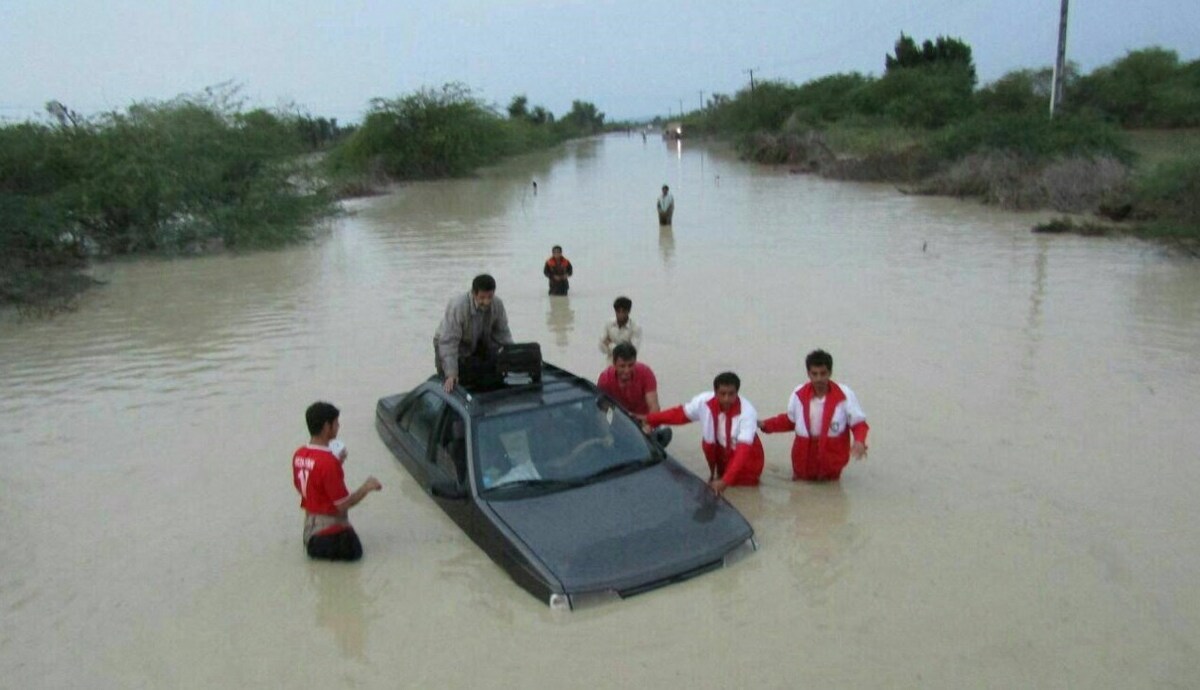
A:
[496,342,542,382]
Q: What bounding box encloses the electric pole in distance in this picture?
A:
[744,68,757,93]
[1050,0,1069,117]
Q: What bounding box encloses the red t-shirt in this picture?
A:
[597,362,658,415]
[292,445,350,516]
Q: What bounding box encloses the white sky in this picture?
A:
[3,0,1197,124]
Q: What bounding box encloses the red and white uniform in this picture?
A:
[292,444,350,535]
[761,381,868,481]
[647,392,764,486]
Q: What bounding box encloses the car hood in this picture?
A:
[484,461,753,595]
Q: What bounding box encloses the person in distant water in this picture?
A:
[543,245,573,295]
[596,343,660,420]
[759,349,869,481]
[599,295,642,358]
[645,372,764,494]
[656,184,675,225]
[435,273,515,392]
[292,402,382,562]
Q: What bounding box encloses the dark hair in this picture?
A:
[552,245,562,252]
[712,371,740,392]
[612,342,638,362]
[613,296,632,311]
[662,185,669,191]
[471,274,496,293]
[805,349,833,371]
[305,401,340,436]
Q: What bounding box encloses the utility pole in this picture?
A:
[699,90,705,111]
[1049,0,1069,117]
[744,68,758,93]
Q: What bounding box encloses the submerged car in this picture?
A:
[375,362,755,610]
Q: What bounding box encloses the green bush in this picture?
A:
[0,92,336,304]
[934,112,1131,163]
[325,84,573,186]
[1135,155,1200,230]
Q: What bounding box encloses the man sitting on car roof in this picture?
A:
[434,273,515,392]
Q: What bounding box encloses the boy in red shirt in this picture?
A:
[292,402,382,561]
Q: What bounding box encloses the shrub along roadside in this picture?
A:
[1,94,338,306]
[323,84,605,196]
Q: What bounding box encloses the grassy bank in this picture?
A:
[323,85,606,196]
[1,93,337,307]
[2,85,612,307]
[683,39,1200,241]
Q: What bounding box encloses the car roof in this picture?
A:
[431,362,601,418]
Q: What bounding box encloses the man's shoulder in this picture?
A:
[294,444,338,465]
[634,362,656,376]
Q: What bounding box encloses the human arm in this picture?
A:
[437,299,464,380]
[334,476,382,517]
[758,413,792,433]
[491,298,515,345]
[644,391,660,415]
[644,405,689,428]
[843,386,869,459]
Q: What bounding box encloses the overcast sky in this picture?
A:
[3,0,1197,124]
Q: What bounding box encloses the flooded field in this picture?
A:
[3,134,1199,688]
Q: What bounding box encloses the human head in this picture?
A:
[551,245,563,258]
[306,401,340,439]
[612,342,638,380]
[661,185,669,194]
[805,349,833,396]
[613,296,632,325]
[712,372,740,411]
[471,273,497,308]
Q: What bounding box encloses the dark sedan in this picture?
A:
[375,363,756,609]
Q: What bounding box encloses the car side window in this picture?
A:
[399,392,446,456]
[434,411,469,484]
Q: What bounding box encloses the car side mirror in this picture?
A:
[651,427,673,449]
[431,480,469,500]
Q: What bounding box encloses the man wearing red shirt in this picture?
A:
[292,402,382,561]
[596,343,660,419]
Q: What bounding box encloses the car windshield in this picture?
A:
[476,395,656,495]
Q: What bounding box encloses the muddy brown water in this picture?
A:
[3,135,1199,688]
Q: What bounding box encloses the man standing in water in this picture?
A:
[292,402,382,562]
[759,349,869,481]
[596,343,659,420]
[644,372,764,494]
[543,245,573,295]
[435,274,514,392]
[598,296,642,358]
[656,185,674,224]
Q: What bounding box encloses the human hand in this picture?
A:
[443,376,457,393]
[851,442,868,460]
[709,478,727,495]
[363,476,383,492]
[756,420,766,431]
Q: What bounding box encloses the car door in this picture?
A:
[430,408,477,533]
[392,390,447,490]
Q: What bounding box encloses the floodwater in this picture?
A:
[3,134,1199,688]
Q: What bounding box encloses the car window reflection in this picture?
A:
[477,397,649,492]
